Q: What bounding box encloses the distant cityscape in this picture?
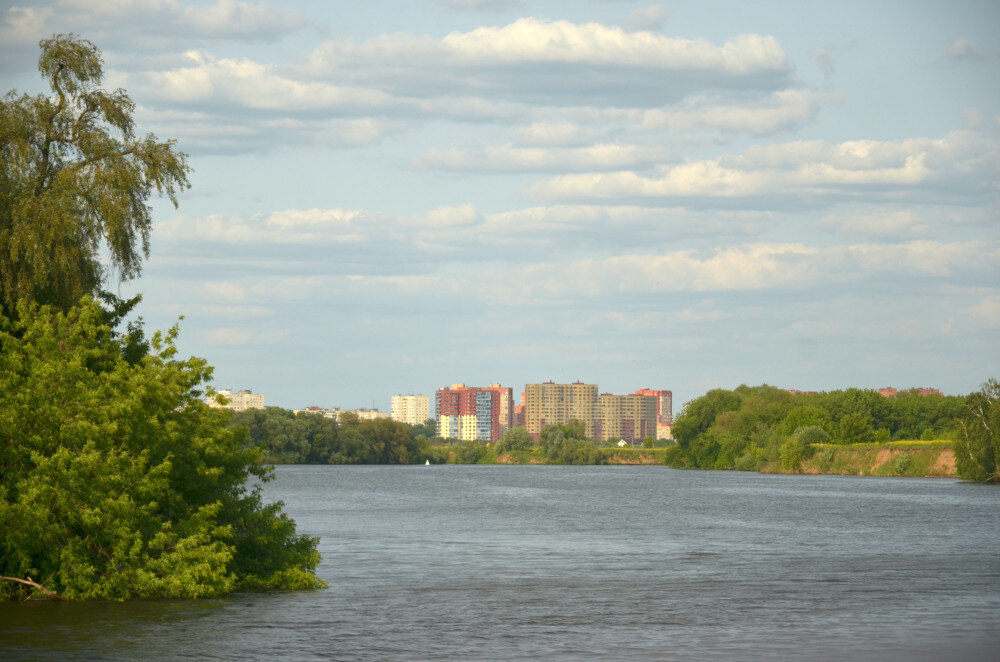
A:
[207,383,945,444]
[208,381,672,443]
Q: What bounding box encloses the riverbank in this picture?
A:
[777,440,957,478]
[453,441,958,478]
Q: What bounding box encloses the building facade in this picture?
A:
[524,382,670,443]
[435,383,513,442]
[207,389,265,412]
[391,395,431,425]
[524,382,598,439]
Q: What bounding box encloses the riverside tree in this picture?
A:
[0,34,189,313]
[0,36,324,600]
[953,379,1000,483]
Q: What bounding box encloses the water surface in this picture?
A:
[2,466,998,660]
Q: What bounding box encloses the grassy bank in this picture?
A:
[425,440,957,477]
[425,445,671,465]
[773,440,956,478]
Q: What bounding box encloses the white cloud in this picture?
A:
[847,240,995,277]
[510,121,603,147]
[145,50,391,110]
[410,204,480,228]
[530,131,997,202]
[156,209,375,244]
[818,210,929,238]
[948,37,991,62]
[57,0,308,40]
[624,6,668,32]
[966,294,1000,327]
[635,89,820,135]
[302,19,793,107]
[412,143,662,172]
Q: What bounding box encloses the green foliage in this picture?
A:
[496,427,533,453]
[229,408,421,465]
[0,299,324,601]
[779,437,805,471]
[551,438,603,465]
[0,35,190,313]
[664,384,966,471]
[816,448,836,472]
[539,424,566,457]
[563,419,587,440]
[779,406,831,436]
[835,412,873,445]
[792,425,830,446]
[953,379,1000,483]
[408,418,436,439]
[892,453,913,475]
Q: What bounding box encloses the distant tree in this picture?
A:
[793,425,830,446]
[953,379,1000,483]
[539,424,566,457]
[779,405,832,436]
[408,418,436,439]
[563,419,587,440]
[496,427,532,452]
[0,35,190,313]
[835,412,873,445]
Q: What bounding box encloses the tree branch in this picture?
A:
[0,575,66,600]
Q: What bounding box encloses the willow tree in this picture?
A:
[0,34,189,313]
[954,379,1000,483]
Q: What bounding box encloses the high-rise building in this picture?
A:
[524,382,598,439]
[435,383,513,442]
[633,388,673,426]
[391,394,430,425]
[206,389,265,412]
[524,382,670,443]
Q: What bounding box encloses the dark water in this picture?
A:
[2,466,998,661]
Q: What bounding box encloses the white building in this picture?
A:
[293,406,341,419]
[207,389,265,412]
[391,394,430,425]
[348,408,390,421]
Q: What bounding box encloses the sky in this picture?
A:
[2,0,998,410]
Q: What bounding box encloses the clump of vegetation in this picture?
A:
[953,379,1000,483]
[0,301,324,600]
[0,35,322,600]
[669,383,970,473]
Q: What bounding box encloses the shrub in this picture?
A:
[892,453,913,475]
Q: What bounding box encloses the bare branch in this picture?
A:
[0,575,66,600]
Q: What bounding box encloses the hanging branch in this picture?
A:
[0,575,66,600]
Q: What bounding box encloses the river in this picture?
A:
[2,465,998,661]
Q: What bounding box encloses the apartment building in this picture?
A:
[206,389,265,412]
[524,382,598,439]
[524,382,668,443]
[391,394,431,425]
[435,383,513,442]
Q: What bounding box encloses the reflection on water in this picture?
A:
[2,466,998,661]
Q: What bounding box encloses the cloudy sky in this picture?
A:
[3,0,998,410]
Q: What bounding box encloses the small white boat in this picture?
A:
[425,460,431,466]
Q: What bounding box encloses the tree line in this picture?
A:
[665,383,998,481]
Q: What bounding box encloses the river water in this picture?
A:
[2,465,998,661]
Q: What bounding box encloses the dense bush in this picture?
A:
[0,300,324,600]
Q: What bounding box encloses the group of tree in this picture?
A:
[228,408,425,465]
[1,35,323,600]
[665,382,998,481]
